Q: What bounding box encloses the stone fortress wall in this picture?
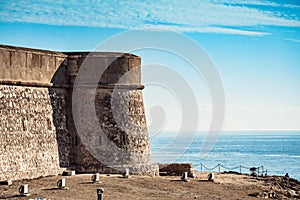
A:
[0,45,158,181]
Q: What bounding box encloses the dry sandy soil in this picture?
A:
[1,172,299,200]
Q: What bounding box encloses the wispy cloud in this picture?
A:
[0,0,299,36]
[283,4,300,9]
[285,38,300,43]
[211,0,281,7]
[146,25,270,36]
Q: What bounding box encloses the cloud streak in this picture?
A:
[285,38,300,43]
[0,0,299,36]
[145,25,270,36]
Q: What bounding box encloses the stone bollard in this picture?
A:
[62,170,75,176]
[0,180,12,185]
[71,170,76,176]
[19,184,30,196]
[181,172,189,182]
[97,188,104,200]
[191,173,197,178]
[57,178,66,189]
[92,173,100,183]
[207,173,214,182]
[122,168,130,178]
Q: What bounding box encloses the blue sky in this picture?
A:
[0,0,300,131]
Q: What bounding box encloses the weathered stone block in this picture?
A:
[159,163,195,177]
[0,48,11,80]
[10,51,26,80]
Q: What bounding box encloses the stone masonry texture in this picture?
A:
[0,85,65,181]
[0,45,158,181]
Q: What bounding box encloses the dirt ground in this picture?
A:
[0,172,299,200]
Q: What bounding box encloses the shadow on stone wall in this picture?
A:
[49,61,72,168]
[48,59,106,170]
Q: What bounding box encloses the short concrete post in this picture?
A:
[181,172,189,182]
[57,178,66,189]
[62,170,76,176]
[19,184,30,196]
[0,180,12,186]
[92,173,100,183]
[122,168,130,178]
[208,173,214,182]
[97,188,104,200]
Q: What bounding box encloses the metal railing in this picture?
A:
[194,163,267,176]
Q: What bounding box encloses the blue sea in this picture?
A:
[150,131,300,180]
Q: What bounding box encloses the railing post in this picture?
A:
[200,163,202,172]
[239,165,242,174]
[218,164,220,173]
[97,188,104,200]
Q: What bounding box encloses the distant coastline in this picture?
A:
[150,131,300,180]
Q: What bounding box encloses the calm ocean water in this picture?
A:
[150,131,300,180]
